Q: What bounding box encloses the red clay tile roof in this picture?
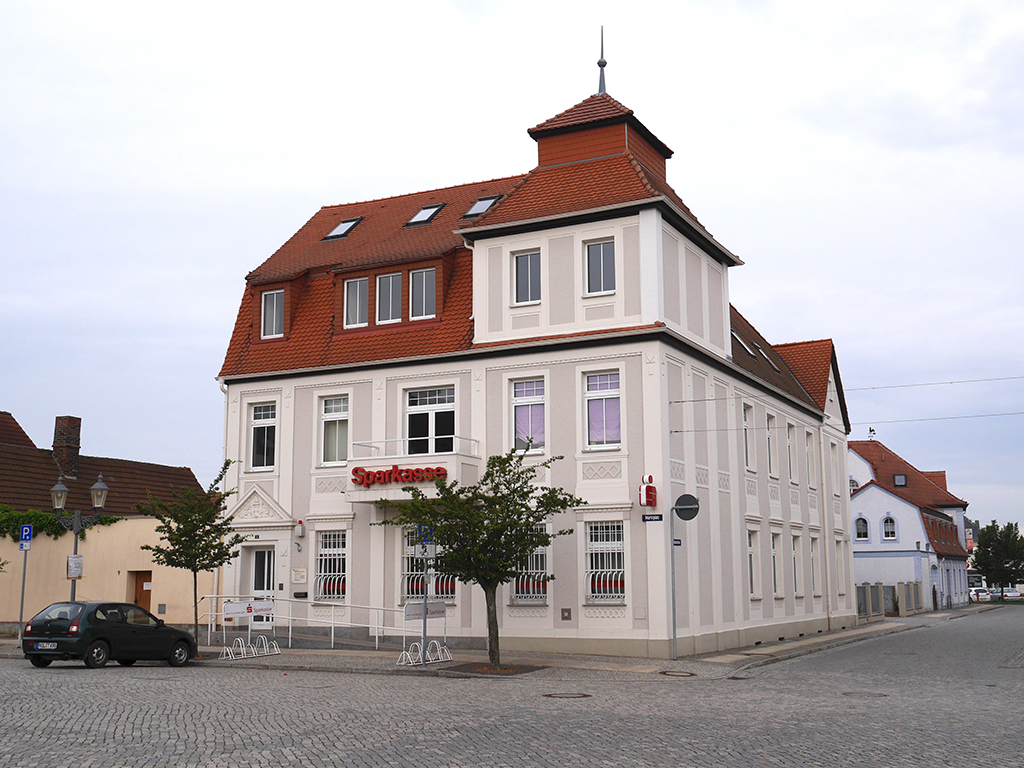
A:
[849,440,967,511]
[922,470,947,491]
[247,177,525,284]
[221,250,476,378]
[528,93,673,158]
[0,411,35,448]
[0,443,203,517]
[773,340,834,410]
[730,307,819,411]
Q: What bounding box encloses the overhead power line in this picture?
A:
[846,375,1024,392]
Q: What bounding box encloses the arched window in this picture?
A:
[855,517,869,541]
[883,517,897,540]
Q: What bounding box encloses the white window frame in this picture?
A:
[320,395,349,466]
[810,536,820,596]
[743,404,755,471]
[376,273,402,324]
[585,371,621,450]
[830,441,840,496]
[882,516,897,541]
[314,530,347,602]
[787,423,796,483]
[771,533,780,597]
[250,403,277,471]
[402,528,456,603]
[406,386,456,455]
[585,239,615,295]
[855,517,869,541]
[747,529,761,600]
[344,277,368,328]
[585,521,625,603]
[513,250,541,305]
[766,413,777,477]
[261,289,284,339]
[512,378,545,453]
[793,535,802,597]
[512,525,548,604]
[410,268,436,320]
[805,431,816,488]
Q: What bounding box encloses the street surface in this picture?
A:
[2,608,1021,767]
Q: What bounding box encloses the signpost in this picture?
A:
[17,525,32,644]
[669,493,699,660]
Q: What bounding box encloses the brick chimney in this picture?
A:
[52,415,82,479]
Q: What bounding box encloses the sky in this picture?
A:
[2,1,1022,528]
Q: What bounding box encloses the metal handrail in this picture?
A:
[350,435,480,458]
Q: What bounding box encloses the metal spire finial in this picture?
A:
[598,26,607,95]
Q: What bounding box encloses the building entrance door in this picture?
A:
[252,548,275,627]
[132,571,152,612]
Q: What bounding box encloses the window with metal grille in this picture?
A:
[314,531,346,601]
[402,529,455,602]
[586,521,625,602]
[512,526,547,603]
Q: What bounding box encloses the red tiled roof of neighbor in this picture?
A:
[922,470,948,491]
[0,411,35,448]
[0,444,203,518]
[849,440,967,510]
[774,339,835,411]
[247,176,526,284]
[729,307,819,411]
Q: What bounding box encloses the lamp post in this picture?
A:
[51,474,108,601]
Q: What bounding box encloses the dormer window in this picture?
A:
[894,474,907,487]
[463,195,500,218]
[323,217,362,240]
[406,204,444,226]
[261,289,284,339]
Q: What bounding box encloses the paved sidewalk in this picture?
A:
[6,608,991,680]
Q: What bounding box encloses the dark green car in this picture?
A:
[22,602,197,669]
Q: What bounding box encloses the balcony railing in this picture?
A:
[352,435,480,459]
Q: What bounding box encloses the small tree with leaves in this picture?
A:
[971,521,1024,599]
[376,448,585,668]
[136,460,247,641]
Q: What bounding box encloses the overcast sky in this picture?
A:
[2,1,1022,528]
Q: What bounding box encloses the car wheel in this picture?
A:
[29,656,52,668]
[84,640,110,668]
[167,641,190,667]
[117,659,137,667]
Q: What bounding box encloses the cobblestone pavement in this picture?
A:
[2,606,1018,767]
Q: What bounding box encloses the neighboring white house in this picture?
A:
[216,84,857,659]
[849,440,970,612]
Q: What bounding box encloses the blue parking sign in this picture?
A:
[20,524,32,542]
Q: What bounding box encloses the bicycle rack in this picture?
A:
[218,635,282,660]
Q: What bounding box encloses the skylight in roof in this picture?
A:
[406,204,444,225]
[731,330,756,358]
[463,195,500,218]
[323,217,362,240]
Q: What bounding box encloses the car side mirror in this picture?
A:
[156,619,165,627]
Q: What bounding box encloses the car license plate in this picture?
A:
[36,642,57,650]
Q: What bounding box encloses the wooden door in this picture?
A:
[133,570,153,612]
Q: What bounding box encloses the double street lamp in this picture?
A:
[50,474,109,601]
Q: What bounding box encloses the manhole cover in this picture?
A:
[842,692,887,698]
[660,670,696,677]
[543,693,592,699]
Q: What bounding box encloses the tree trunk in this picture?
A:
[483,581,500,668]
[192,570,199,646]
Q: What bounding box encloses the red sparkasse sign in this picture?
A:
[351,465,448,488]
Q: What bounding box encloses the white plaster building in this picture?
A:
[849,440,970,612]
[217,88,857,658]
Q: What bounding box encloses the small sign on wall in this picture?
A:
[292,568,307,584]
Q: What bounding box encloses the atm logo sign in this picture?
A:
[351,465,448,489]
